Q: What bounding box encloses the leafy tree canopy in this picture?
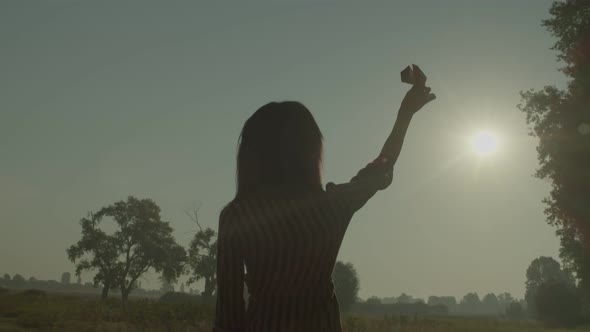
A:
[67,196,186,305]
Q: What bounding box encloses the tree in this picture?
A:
[518,0,590,314]
[2,274,10,282]
[12,274,25,286]
[428,296,457,312]
[185,208,218,297]
[67,196,187,308]
[76,275,82,285]
[497,292,513,307]
[482,293,500,314]
[332,261,359,311]
[460,292,481,313]
[397,293,412,304]
[525,256,574,317]
[61,272,71,285]
[506,301,524,319]
[381,296,397,304]
[535,279,581,327]
[365,296,382,306]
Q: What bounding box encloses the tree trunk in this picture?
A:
[101,283,110,301]
[121,287,130,313]
[203,277,213,297]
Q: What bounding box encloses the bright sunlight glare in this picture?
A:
[471,131,498,156]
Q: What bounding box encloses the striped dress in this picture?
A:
[214,157,393,332]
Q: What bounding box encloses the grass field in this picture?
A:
[0,289,589,332]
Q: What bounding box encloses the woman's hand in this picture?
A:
[399,85,436,115]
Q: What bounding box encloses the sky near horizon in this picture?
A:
[1,0,567,300]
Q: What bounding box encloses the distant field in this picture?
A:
[0,289,588,332]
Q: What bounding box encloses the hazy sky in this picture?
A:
[1,0,567,300]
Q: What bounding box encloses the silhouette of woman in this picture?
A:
[214,71,436,332]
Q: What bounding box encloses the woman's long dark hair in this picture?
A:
[233,101,323,200]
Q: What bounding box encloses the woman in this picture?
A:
[214,68,436,332]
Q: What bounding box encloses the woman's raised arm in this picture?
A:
[378,66,436,165]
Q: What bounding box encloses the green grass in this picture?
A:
[0,290,589,331]
[343,314,590,332]
[0,289,213,331]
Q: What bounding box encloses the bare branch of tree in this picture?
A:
[185,203,204,232]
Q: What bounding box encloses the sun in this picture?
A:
[471,131,498,156]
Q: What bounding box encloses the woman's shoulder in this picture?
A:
[219,201,241,224]
[219,198,260,222]
[218,201,246,236]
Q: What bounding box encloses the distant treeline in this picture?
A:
[0,273,172,299]
[359,293,526,317]
[0,272,525,318]
[352,301,448,316]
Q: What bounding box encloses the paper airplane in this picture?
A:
[401,64,427,87]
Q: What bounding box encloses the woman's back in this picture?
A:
[235,194,349,331]
[245,192,356,288]
[215,158,394,332]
